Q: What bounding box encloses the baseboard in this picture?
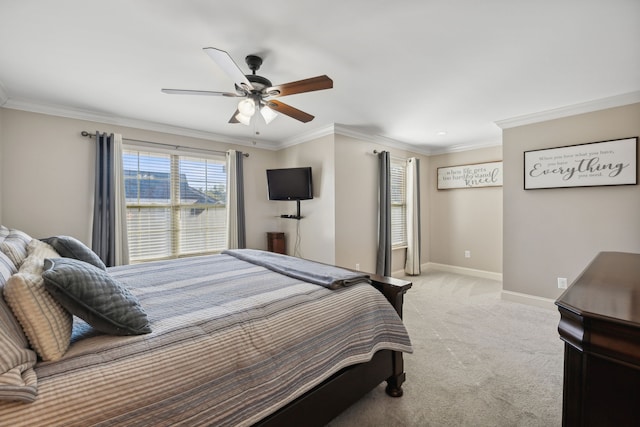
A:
[391,269,406,278]
[407,262,557,311]
[501,290,557,311]
[424,262,503,282]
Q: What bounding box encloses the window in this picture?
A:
[123,148,227,262]
[390,157,407,248]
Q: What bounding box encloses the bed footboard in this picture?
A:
[254,274,412,426]
[368,273,411,319]
[369,274,412,397]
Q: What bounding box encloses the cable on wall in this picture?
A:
[293,218,302,258]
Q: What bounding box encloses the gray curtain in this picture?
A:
[92,132,116,266]
[226,150,246,249]
[376,151,391,276]
[235,151,246,249]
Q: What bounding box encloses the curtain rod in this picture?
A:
[372,149,406,161]
[80,131,249,157]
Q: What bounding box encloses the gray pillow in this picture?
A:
[41,236,106,270]
[42,258,151,336]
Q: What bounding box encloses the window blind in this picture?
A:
[123,149,227,262]
[390,158,407,248]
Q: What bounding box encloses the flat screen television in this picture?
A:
[266,167,313,201]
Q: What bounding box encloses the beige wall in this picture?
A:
[334,134,430,274]
[1,109,95,240]
[428,146,503,274]
[275,135,336,264]
[238,129,437,276]
[0,109,279,249]
[275,133,431,275]
[1,107,500,280]
[334,135,379,272]
[503,102,640,300]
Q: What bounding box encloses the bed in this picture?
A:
[0,227,412,426]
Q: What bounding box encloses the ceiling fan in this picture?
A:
[162,48,333,125]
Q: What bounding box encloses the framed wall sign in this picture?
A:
[437,161,503,190]
[523,137,638,190]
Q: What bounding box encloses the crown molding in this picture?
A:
[2,95,512,156]
[276,123,336,149]
[1,97,278,151]
[495,91,640,129]
[330,126,500,157]
[334,124,434,156]
[262,123,435,155]
[3,96,429,153]
[427,139,502,156]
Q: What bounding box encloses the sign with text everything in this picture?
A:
[437,161,503,190]
[524,137,637,190]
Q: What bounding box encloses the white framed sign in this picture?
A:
[437,161,503,190]
[524,137,638,190]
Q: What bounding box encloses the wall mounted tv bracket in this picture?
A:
[280,200,303,220]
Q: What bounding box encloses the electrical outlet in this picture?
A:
[355,263,360,271]
[557,277,568,289]
[464,250,471,258]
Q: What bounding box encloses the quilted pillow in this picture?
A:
[41,235,106,271]
[42,258,151,336]
[3,240,73,361]
[0,228,32,269]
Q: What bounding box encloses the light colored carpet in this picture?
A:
[327,271,564,426]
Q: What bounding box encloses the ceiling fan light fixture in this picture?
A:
[260,105,278,124]
[235,112,252,126]
[237,98,256,117]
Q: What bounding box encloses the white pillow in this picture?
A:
[3,240,73,361]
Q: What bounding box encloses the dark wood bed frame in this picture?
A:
[254,273,412,427]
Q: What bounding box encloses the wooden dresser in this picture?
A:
[556,252,640,426]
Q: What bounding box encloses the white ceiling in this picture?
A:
[1,0,639,153]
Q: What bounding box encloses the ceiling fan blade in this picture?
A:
[266,75,333,97]
[266,100,315,123]
[228,109,240,124]
[161,88,241,97]
[203,47,254,91]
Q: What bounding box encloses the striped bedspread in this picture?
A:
[0,254,412,426]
